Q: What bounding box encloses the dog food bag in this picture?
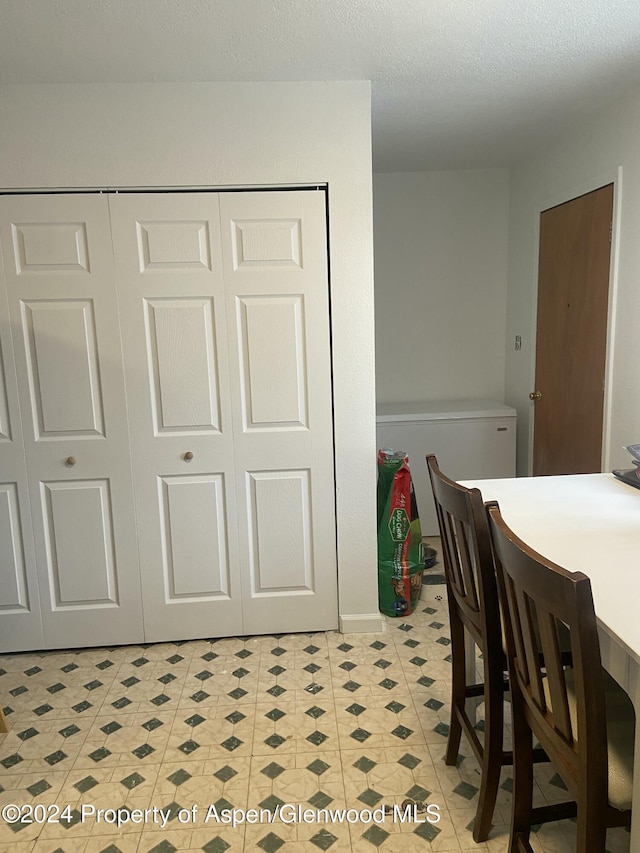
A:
[377,448,424,617]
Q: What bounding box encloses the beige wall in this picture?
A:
[374,169,510,405]
[506,89,640,474]
[0,81,382,631]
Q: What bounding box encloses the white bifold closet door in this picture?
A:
[0,189,338,651]
[110,190,337,641]
[0,194,144,651]
[0,213,42,651]
[220,191,337,636]
[109,192,241,642]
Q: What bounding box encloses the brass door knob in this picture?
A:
[65,456,77,466]
[529,390,542,401]
[183,451,194,461]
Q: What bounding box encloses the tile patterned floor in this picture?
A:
[0,541,631,853]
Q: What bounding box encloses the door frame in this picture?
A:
[526,167,623,475]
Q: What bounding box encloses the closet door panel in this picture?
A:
[145,297,221,433]
[41,479,118,606]
[0,472,41,652]
[247,469,313,594]
[159,474,231,598]
[220,191,337,635]
[110,193,242,642]
[0,484,28,608]
[22,299,105,437]
[0,195,143,650]
[0,336,12,441]
[238,294,308,429]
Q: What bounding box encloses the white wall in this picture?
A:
[0,81,382,632]
[373,169,510,405]
[506,88,640,475]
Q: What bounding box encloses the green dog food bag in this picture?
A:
[377,448,424,617]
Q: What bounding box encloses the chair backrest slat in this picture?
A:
[440,511,465,596]
[518,587,547,712]
[454,518,481,611]
[504,571,528,685]
[537,608,573,741]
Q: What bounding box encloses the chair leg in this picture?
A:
[445,612,466,765]
[575,809,606,853]
[445,709,463,766]
[0,705,8,734]
[473,749,502,842]
[472,660,505,842]
[509,695,533,853]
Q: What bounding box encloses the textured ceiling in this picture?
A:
[2,0,640,171]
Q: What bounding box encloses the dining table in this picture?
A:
[460,472,640,846]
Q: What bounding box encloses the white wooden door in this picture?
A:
[109,193,243,641]
[0,189,337,651]
[219,191,338,634]
[0,240,42,651]
[0,195,144,650]
[111,190,338,640]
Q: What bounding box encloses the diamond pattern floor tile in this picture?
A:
[0,536,616,852]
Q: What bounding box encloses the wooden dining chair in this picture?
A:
[486,500,634,853]
[426,454,511,842]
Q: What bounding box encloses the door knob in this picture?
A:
[183,451,194,461]
[529,390,542,401]
[65,456,77,466]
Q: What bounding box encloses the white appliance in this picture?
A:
[376,400,517,535]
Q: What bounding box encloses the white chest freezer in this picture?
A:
[376,399,517,535]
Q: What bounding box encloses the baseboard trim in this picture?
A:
[339,612,385,634]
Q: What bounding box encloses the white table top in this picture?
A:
[460,473,640,667]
